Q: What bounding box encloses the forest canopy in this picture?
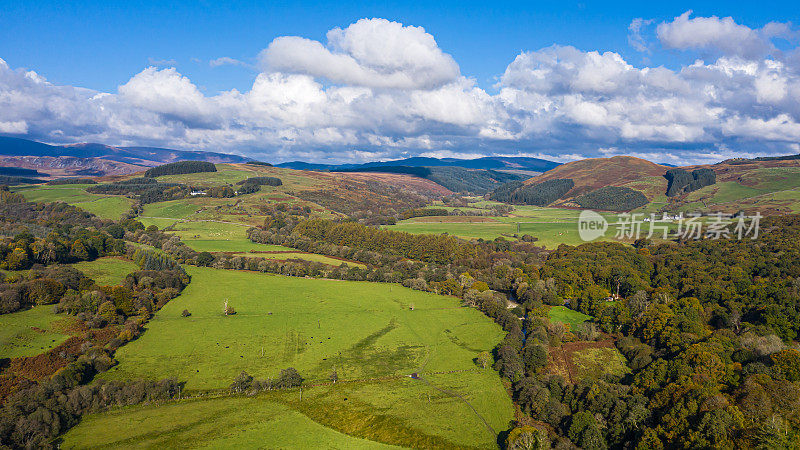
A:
[143,161,217,178]
[489,178,575,206]
[575,186,648,211]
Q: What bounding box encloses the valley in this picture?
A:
[1,150,800,449]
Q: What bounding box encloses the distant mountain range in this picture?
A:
[0,136,250,177]
[276,156,560,173]
[0,136,248,166]
[0,136,561,179]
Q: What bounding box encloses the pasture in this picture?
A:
[12,184,132,219]
[103,266,507,388]
[151,164,327,197]
[548,306,591,330]
[136,217,360,265]
[95,266,512,447]
[61,395,401,449]
[64,369,509,448]
[0,306,72,358]
[73,257,140,286]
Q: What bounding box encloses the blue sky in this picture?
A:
[0,1,799,163]
[2,0,796,93]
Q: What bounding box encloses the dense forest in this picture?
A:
[576,186,649,211]
[143,161,217,178]
[0,175,43,185]
[665,168,717,196]
[489,179,575,206]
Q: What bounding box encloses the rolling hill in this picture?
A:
[487,154,800,214]
[525,156,670,198]
[488,156,670,210]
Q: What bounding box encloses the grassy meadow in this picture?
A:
[12,184,133,219]
[548,306,592,330]
[89,265,513,448]
[73,257,140,286]
[61,395,402,449]
[0,306,72,358]
[64,369,509,448]
[103,266,507,389]
[385,206,681,249]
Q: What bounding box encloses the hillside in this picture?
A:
[336,165,526,194]
[526,156,669,198]
[486,156,670,210]
[664,158,800,214]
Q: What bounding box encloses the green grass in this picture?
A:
[61,395,401,449]
[103,266,507,389]
[385,221,516,241]
[228,251,365,267]
[572,347,630,380]
[154,164,326,192]
[136,218,259,252]
[385,209,672,249]
[137,217,357,264]
[0,305,72,358]
[94,266,512,447]
[64,370,510,448]
[548,306,591,330]
[12,184,133,219]
[73,257,141,286]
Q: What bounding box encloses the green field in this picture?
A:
[228,251,365,267]
[385,209,673,249]
[155,164,325,191]
[91,266,512,447]
[12,184,133,219]
[136,217,360,265]
[62,395,401,449]
[0,305,72,358]
[73,257,141,286]
[136,218,263,252]
[104,266,507,388]
[65,369,508,448]
[548,306,591,330]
